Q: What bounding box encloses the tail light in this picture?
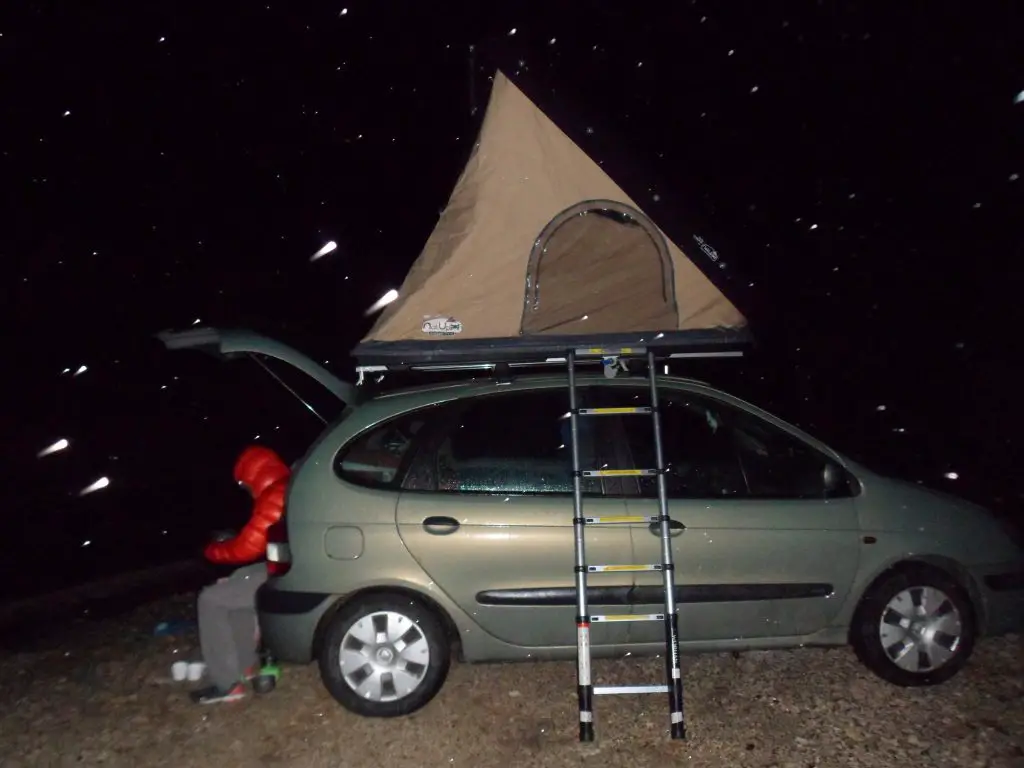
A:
[266,520,292,577]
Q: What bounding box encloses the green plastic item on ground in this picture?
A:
[250,663,281,694]
[260,663,281,680]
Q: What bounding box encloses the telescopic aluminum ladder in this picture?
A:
[567,347,686,742]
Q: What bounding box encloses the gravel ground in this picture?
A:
[1,593,1023,768]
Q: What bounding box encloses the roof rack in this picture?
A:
[354,344,744,385]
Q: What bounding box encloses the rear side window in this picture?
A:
[334,410,433,489]
[402,389,607,495]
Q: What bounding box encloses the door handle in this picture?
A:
[423,516,461,535]
[649,519,686,535]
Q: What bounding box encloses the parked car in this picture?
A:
[160,327,1024,718]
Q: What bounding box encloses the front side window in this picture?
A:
[404,389,606,495]
[615,387,850,500]
[728,406,846,498]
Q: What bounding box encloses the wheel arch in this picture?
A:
[311,585,463,661]
[850,554,988,639]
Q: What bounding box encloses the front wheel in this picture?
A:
[851,564,976,687]
[318,593,451,717]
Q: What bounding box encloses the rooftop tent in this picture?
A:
[352,70,750,369]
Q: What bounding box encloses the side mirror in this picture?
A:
[822,462,843,494]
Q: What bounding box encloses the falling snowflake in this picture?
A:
[38,438,70,458]
[365,288,399,316]
[79,476,111,496]
[311,240,338,261]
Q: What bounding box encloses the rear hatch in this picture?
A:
[157,326,357,426]
[157,327,359,576]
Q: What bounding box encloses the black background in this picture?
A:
[3,2,1021,601]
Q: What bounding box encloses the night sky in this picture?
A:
[4,3,1022,602]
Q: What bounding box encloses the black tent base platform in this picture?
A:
[352,328,751,378]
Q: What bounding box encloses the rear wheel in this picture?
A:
[851,564,976,686]
[318,593,451,717]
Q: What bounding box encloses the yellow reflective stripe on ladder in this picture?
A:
[588,564,663,573]
[591,613,665,623]
[574,346,646,355]
[582,468,657,477]
[584,515,657,524]
[578,406,652,415]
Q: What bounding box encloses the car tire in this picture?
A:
[318,593,451,717]
[851,563,976,687]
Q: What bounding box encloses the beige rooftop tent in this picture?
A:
[352,70,750,368]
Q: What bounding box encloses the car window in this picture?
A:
[611,386,847,500]
[404,389,605,495]
[616,389,747,498]
[727,406,849,499]
[334,410,433,489]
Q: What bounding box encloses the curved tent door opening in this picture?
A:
[521,200,679,336]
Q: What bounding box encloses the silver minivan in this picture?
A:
[162,327,1024,719]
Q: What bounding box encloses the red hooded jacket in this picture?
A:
[204,445,291,565]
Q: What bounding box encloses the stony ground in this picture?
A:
[1,591,1023,768]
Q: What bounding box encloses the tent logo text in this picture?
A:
[421,317,464,336]
[693,235,727,269]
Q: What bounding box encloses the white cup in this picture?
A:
[171,661,188,682]
[187,662,206,682]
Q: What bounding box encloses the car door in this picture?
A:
[603,383,861,645]
[394,386,635,649]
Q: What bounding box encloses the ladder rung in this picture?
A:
[591,613,665,623]
[583,515,658,525]
[574,346,647,357]
[578,406,652,416]
[582,468,658,477]
[587,564,663,573]
[594,684,669,696]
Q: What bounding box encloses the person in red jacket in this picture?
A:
[189,445,290,705]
